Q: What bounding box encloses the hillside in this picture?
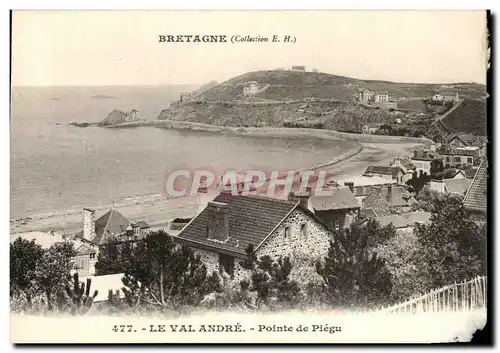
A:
[438,99,488,136]
[197,70,487,102]
[158,70,486,134]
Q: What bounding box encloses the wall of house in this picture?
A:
[256,209,333,284]
[192,248,251,285]
[314,209,355,231]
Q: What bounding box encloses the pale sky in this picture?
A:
[11,10,488,86]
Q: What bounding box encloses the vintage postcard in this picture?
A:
[10,10,490,344]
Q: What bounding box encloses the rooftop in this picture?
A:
[376,211,431,229]
[309,186,359,211]
[10,231,66,249]
[364,166,403,178]
[74,209,150,246]
[443,178,472,195]
[336,175,394,188]
[463,160,488,212]
[412,150,441,161]
[177,193,331,257]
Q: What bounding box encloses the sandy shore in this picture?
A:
[10,135,424,237]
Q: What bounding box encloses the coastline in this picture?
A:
[104,119,435,145]
[12,124,428,236]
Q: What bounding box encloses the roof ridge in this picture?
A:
[102,208,114,237]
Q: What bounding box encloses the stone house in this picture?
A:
[72,208,150,276]
[362,124,381,134]
[176,192,335,284]
[390,157,416,183]
[447,133,479,148]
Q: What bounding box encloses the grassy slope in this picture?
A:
[199,70,487,101]
[440,99,488,136]
[161,70,487,133]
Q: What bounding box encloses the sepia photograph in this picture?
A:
[9,9,490,344]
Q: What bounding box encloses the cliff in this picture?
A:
[99,109,146,126]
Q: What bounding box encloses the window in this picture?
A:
[300,223,307,238]
[467,157,473,164]
[454,157,461,163]
[219,255,235,279]
[334,219,340,231]
[284,226,291,240]
[90,253,96,260]
[446,157,451,162]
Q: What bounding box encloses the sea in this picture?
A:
[10,85,357,219]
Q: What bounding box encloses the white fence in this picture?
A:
[377,276,487,315]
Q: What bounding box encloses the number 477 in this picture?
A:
[112,325,133,332]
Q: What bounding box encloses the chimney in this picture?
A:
[83,208,96,241]
[344,182,354,193]
[206,201,230,242]
[386,185,393,204]
[287,186,311,209]
[126,224,134,240]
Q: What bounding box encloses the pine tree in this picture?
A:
[316,225,392,309]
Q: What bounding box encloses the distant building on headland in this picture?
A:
[357,89,396,109]
[291,65,306,72]
[243,81,259,96]
[431,92,459,103]
[180,92,193,102]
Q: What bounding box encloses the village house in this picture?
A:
[72,208,150,276]
[308,186,360,231]
[363,165,406,185]
[447,133,480,148]
[362,124,381,135]
[376,211,431,235]
[411,150,442,175]
[358,89,375,103]
[438,145,481,169]
[463,160,488,224]
[443,92,460,103]
[431,94,444,102]
[335,175,396,207]
[291,65,306,72]
[362,184,415,216]
[429,178,471,196]
[243,81,259,96]
[176,192,336,283]
[375,91,389,103]
[180,92,193,103]
[390,157,416,182]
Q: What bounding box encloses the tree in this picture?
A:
[10,238,44,307]
[244,255,301,309]
[316,224,392,309]
[34,243,76,311]
[430,159,444,178]
[413,194,486,288]
[101,230,213,309]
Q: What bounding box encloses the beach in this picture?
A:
[10,138,424,236]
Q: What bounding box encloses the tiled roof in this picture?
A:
[376,211,431,228]
[443,178,471,195]
[75,244,96,256]
[360,208,378,219]
[448,133,477,145]
[364,166,403,178]
[75,209,135,245]
[309,186,359,211]
[463,161,488,212]
[176,193,331,257]
[465,168,478,179]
